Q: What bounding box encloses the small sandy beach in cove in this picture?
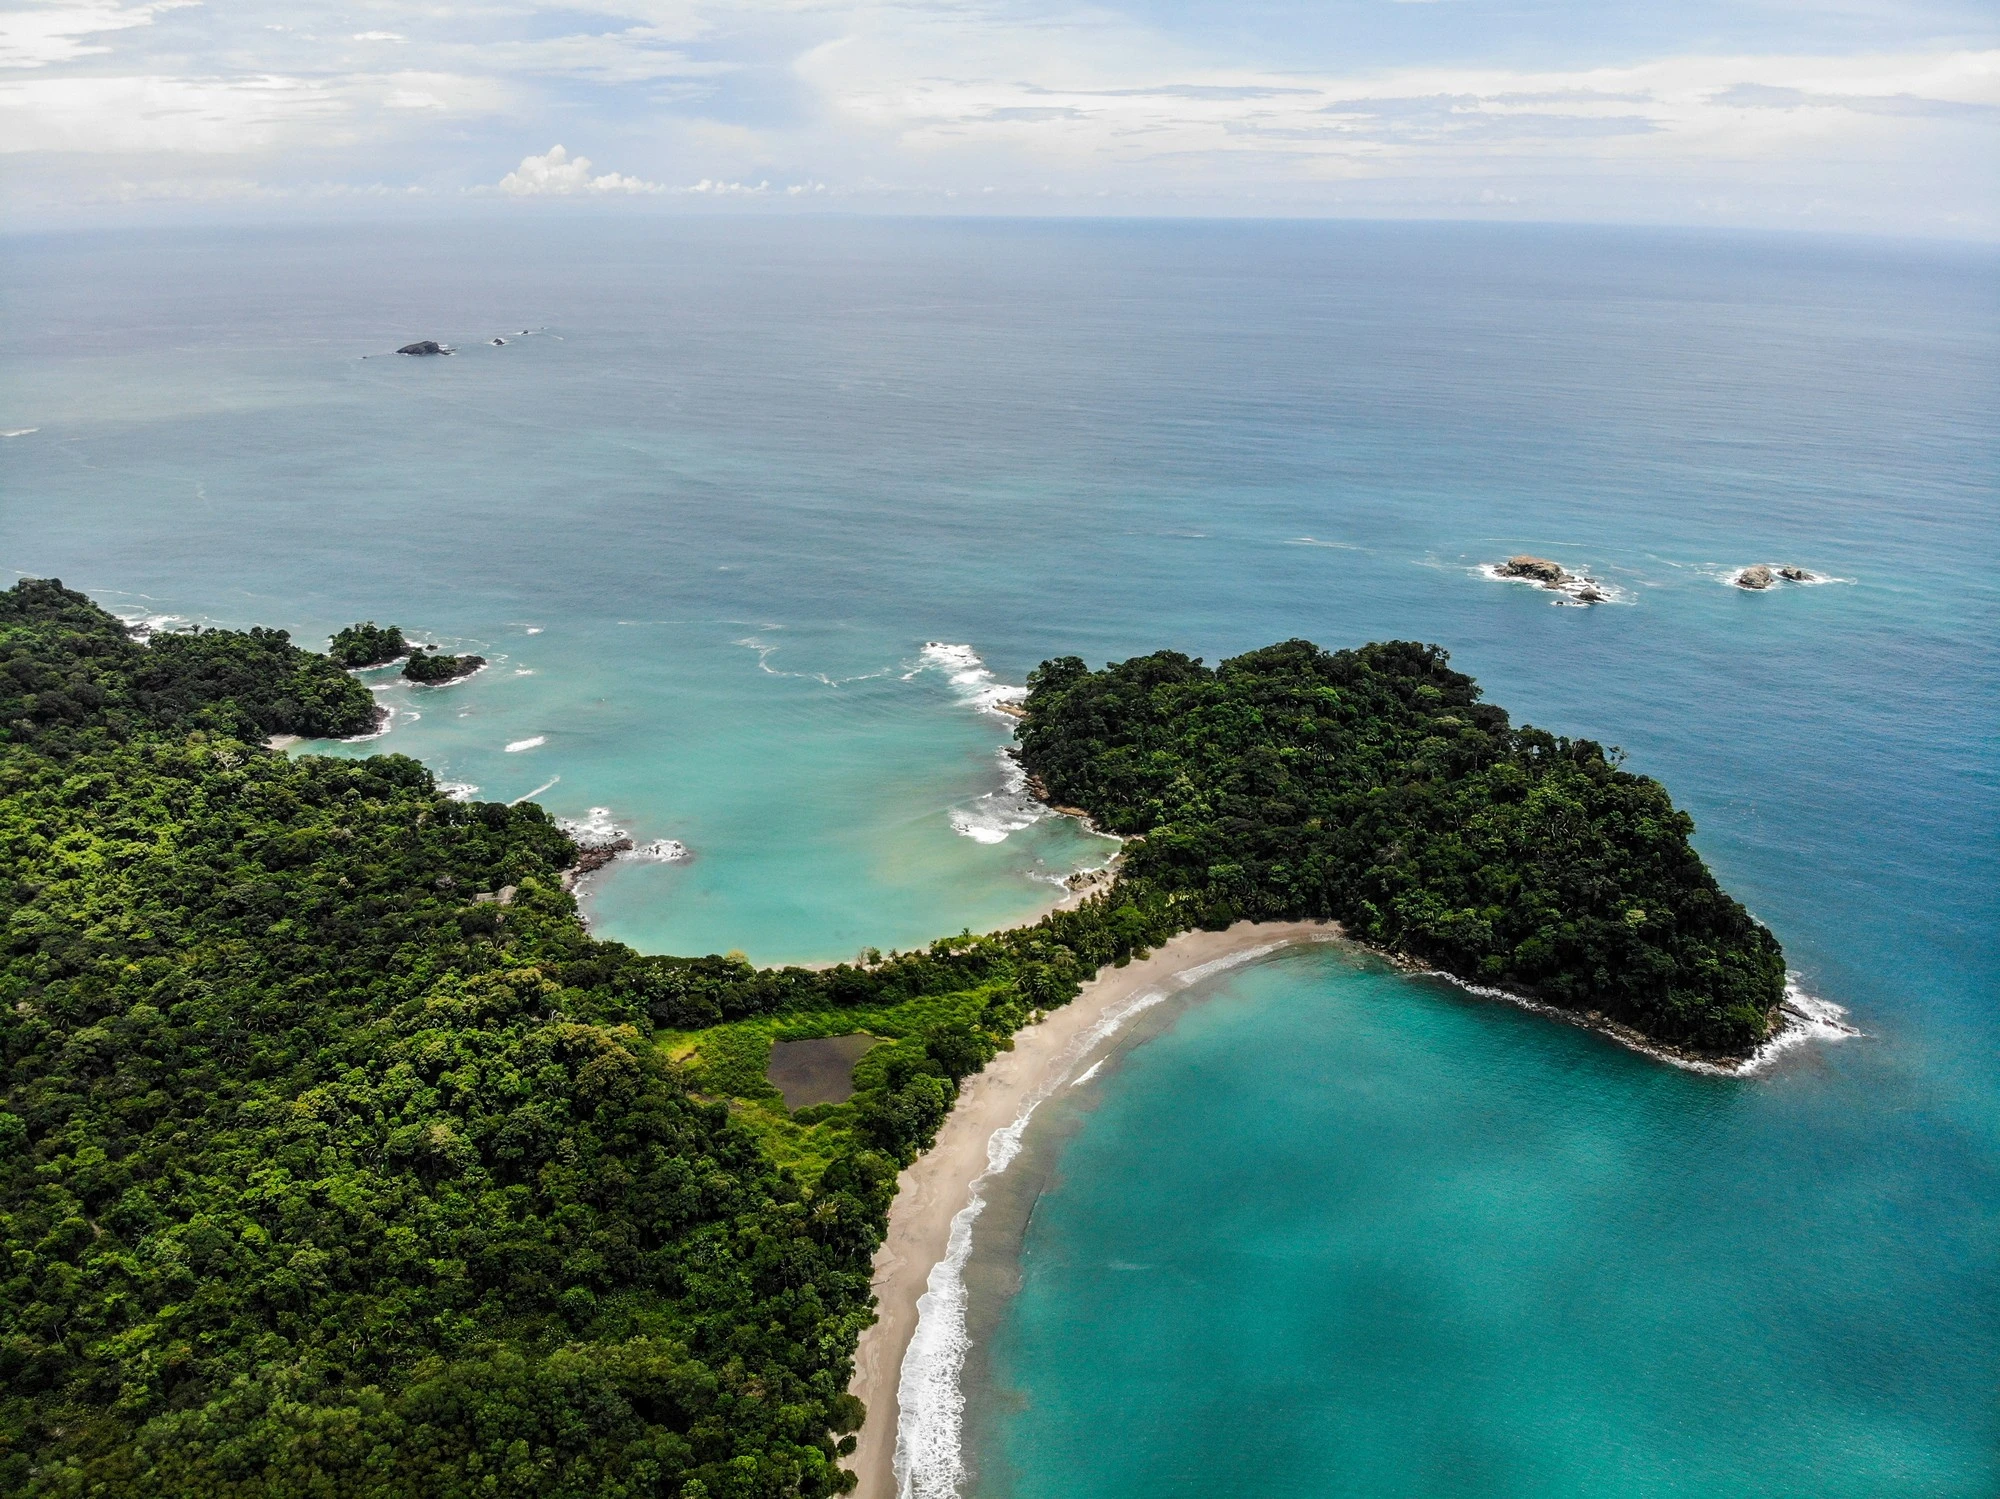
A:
[845,918,1339,1499]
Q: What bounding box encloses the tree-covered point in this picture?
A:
[1015,639,1785,1051]
[328,621,409,669]
[404,648,487,684]
[1,580,381,750]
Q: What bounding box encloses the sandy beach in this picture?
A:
[845,918,1339,1499]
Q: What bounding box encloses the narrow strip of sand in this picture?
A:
[845,919,1338,1499]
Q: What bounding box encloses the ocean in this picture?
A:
[3,216,1995,1494]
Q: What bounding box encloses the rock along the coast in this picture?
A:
[1498,554,1567,584]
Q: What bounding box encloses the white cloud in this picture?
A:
[0,69,509,153]
[443,28,730,84]
[0,0,1992,232]
[495,143,664,194]
[801,38,2000,173]
[0,0,196,69]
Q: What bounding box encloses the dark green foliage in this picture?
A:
[403,650,486,684]
[0,584,1787,1495]
[0,580,380,749]
[1014,639,1786,1051]
[0,582,883,1497]
[328,623,409,669]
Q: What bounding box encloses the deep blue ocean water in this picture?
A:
[3,217,1995,1494]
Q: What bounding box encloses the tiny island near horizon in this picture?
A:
[0,578,1791,1496]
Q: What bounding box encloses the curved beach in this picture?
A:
[846,919,1339,1499]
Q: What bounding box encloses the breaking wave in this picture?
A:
[554,807,691,865]
[948,750,1045,846]
[914,642,1029,716]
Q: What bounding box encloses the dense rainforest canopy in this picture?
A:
[403,649,487,685]
[1014,640,1785,1050]
[327,624,408,671]
[0,581,1183,1498]
[0,583,1783,1496]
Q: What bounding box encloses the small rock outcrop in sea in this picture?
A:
[1735,564,1821,590]
[491,337,506,346]
[397,340,447,356]
[1497,555,1567,584]
[568,840,633,880]
[1489,554,1612,605]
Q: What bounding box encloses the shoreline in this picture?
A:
[845,919,1340,1499]
[842,919,1851,1498]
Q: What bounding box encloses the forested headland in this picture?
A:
[1014,640,1786,1051]
[0,583,1783,1496]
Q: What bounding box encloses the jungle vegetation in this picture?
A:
[0,584,1782,1496]
[403,650,487,685]
[1013,639,1786,1051]
[0,581,1179,1498]
[328,623,408,670]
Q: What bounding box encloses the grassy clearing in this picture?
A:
[657,982,1015,1182]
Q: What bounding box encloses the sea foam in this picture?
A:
[1414,965,1858,1075]
[554,807,691,865]
[917,641,1029,716]
[894,980,1175,1499]
[919,644,1039,846]
[504,735,546,752]
[1474,561,1631,606]
[948,749,1045,846]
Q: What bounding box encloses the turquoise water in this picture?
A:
[969,948,1994,1497]
[3,218,1995,1492]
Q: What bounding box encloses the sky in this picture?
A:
[0,0,1996,234]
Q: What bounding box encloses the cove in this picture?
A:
[964,944,1994,1498]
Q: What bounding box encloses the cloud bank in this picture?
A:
[0,0,1994,234]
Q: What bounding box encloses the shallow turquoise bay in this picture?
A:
[970,948,1992,1497]
[3,217,1994,1493]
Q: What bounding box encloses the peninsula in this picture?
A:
[0,581,1784,1497]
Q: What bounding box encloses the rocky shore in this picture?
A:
[1733,564,1820,589]
[1491,554,1610,604]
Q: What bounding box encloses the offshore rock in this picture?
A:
[397,340,446,356]
[1498,555,1567,584]
[1735,565,1776,590]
